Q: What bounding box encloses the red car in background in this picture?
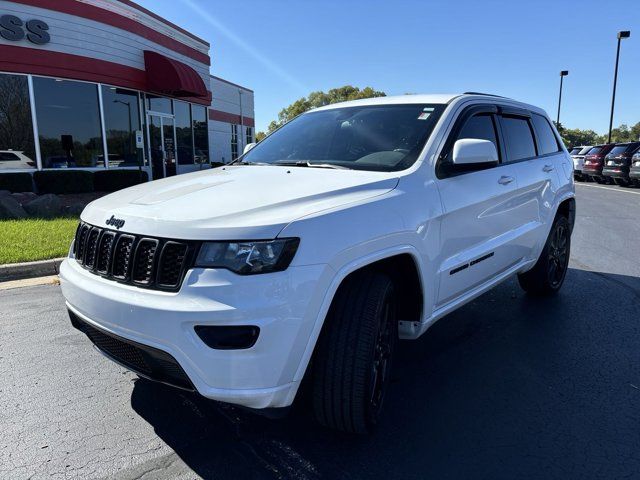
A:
[582,144,615,183]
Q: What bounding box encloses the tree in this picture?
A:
[265,85,386,133]
[255,131,266,142]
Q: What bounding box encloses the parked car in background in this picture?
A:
[582,144,615,183]
[629,149,640,186]
[601,142,640,186]
[0,150,36,169]
[569,145,592,181]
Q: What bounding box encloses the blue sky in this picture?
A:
[137,0,640,134]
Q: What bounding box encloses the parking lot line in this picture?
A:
[576,183,640,196]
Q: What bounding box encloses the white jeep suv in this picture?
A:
[60,93,575,433]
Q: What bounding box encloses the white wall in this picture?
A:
[208,76,255,163]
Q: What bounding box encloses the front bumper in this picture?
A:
[60,258,330,409]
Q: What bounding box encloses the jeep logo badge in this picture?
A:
[106,215,125,230]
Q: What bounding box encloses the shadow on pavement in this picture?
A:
[131,268,640,479]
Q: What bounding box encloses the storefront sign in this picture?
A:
[0,15,50,45]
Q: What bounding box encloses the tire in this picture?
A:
[614,178,629,187]
[518,215,571,296]
[312,271,397,434]
[595,177,605,184]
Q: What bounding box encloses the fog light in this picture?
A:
[194,325,260,350]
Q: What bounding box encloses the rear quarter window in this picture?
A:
[531,114,560,155]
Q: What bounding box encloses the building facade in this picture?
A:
[0,0,255,182]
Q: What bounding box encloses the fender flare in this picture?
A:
[289,245,424,386]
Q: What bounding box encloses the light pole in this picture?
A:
[608,30,630,144]
[557,70,569,126]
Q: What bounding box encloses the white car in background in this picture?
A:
[569,145,592,180]
[0,150,36,169]
[60,93,575,433]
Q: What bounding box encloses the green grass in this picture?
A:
[0,218,78,264]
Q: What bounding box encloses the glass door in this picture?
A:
[148,114,177,179]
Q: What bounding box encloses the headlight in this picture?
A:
[195,238,300,274]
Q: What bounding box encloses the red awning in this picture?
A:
[144,50,208,98]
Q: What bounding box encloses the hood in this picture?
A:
[81,166,399,239]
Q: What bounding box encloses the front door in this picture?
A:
[148,115,176,179]
[434,108,523,308]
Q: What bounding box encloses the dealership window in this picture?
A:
[174,101,193,164]
[33,77,104,168]
[246,127,253,145]
[192,105,209,164]
[146,94,172,114]
[0,73,36,169]
[231,124,238,160]
[101,86,144,167]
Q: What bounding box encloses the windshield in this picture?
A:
[608,145,630,156]
[241,103,446,172]
[579,146,592,155]
[569,147,582,155]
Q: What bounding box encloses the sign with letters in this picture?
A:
[0,14,50,45]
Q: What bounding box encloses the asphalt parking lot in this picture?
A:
[1,182,639,480]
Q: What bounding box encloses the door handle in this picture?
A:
[498,175,514,185]
[543,164,554,172]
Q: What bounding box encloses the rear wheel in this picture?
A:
[312,271,397,434]
[518,215,571,296]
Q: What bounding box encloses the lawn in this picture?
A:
[0,218,78,264]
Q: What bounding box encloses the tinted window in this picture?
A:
[33,77,104,168]
[579,146,592,155]
[586,146,603,155]
[243,104,446,171]
[569,147,581,155]
[146,95,172,114]
[456,114,498,149]
[192,106,209,165]
[0,74,36,169]
[501,116,536,162]
[174,101,193,165]
[101,86,144,167]
[608,145,628,156]
[531,114,559,155]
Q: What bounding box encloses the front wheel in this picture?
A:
[312,271,397,434]
[518,215,571,296]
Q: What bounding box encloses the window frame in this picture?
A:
[436,104,503,179]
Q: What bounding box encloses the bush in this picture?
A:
[34,170,94,194]
[0,172,34,193]
[93,170,149,192]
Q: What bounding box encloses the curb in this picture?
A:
[0,258,65,282]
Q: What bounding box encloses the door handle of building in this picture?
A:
[498,175,514,185]
[543,164,554,172]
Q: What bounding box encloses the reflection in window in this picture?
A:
[192,106,209,164]
[33,77,104,168]
[0,74,36,169]
[146,94,172,114]
[101,86,144,167]
[175,101,193,165]
[231,124,238,160]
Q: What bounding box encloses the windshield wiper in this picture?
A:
[274,160,349,170]
[228,160,270,166]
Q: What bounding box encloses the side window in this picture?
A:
[531,113,560,155]
[500,116,536,162]
[456,114,499,150]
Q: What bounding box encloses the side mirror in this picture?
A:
[452,138,498,165]
[243,142,257,155]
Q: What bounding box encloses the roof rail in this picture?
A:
[463,91,506,98]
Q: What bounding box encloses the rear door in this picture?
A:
[503,111,562,257]
[434,105,522,307]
